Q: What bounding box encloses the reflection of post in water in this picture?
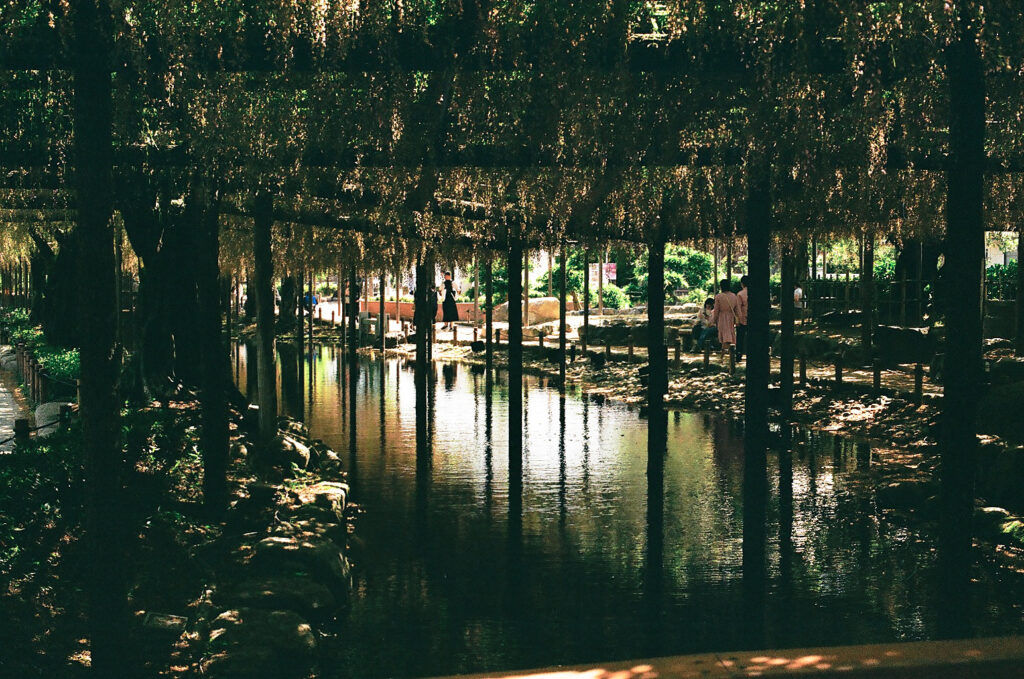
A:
[505,438,524,618]
[484,370,494,517]
[581,398,591,493]
[643,401,667,657]
[278,343,302,421]
[415,351,434,547]
[855,440,871,467]
[244,342,258,401]
[348,352,359,486]
[778,425,795,594]
[558,396,567,528]
[442,362,456,391]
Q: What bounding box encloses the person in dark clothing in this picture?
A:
[441,272,459,330]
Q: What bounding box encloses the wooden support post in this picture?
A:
[496,328,501,344]
[605,342,611,359]
[14,418,29,445]
[729,345,736,374]
[538,333,544,347]
[780,243,796,415]
[799,353,807,387]
[253,191,278,447]
[704,343,711,369]
[508,235,524,474]
[485,256,494,371]
[674,337,682,366]
[900,268,908,327]
[914,363,924,404]
[627,341,634,362]
[559,242,568,388]
[647,236,667,410]
[861,233,875,352]
[873,359,882,392]
[379,273,386,353]
[834,357,843,387]
[582,246,591,354]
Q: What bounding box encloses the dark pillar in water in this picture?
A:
[485,255,494,372]
[780,242,795,416]
[559,242,567,388]
[742,151,771,647]
[253,191,278,448]
[508,233,524,473]
[582,246,590,354]
[939,13,985,636]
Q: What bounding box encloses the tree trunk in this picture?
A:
[939,15,985,631]
[508,234,524,473]
[1016,230,1023,356]
[558,244,567,387]
[72,0,129,671]
[195,178,229,513]
[485,256,494,371]
[861,232,875,353]
[583,247,590,353]
[780,243,795,416]
[253,191,278,449]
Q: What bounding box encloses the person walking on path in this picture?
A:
[441,272,460,331]
[735,275,749,359]
[711,279,738,359]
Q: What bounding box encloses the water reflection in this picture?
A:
[231,343,1024,679]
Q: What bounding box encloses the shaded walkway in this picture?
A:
[0,350,28,452]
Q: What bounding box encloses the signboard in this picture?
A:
[588,263,617,287]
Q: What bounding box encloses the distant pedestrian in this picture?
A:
[735,275,749,359]
[711,279,738,358]
[441,272,460,330]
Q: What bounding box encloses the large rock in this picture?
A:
[989,358,1024,385]
[877,480,932,509]
[492,297,576,325]
[216,576,337,622]
[202,608,317,679]
[34,401,72,438]
[873,325,935,365]
[977,382,1024,443]
[292,481,349,520]
[252,535,351,595]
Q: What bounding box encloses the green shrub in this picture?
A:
[986,260,1018,300]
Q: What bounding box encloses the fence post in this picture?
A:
[703,343,711,369]
[60,403,73,429]
[674,337,682,367]
[799,352,807,387]
[627,341,634,362]
[538,333,544,347]
[872,359,882,393]
[914,363,924,404]
[605,342,611,359]
[14,418,29,446]
[834,356,843,387]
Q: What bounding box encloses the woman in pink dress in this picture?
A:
[711,279,739,357]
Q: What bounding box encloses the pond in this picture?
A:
[233,343,1024,679]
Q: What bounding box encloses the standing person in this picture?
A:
[441,272,460,331]
[711,279,738,359]
[793,281,804,322]
[735,275,749,359]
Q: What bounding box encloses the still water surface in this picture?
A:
[235,344,1024,678]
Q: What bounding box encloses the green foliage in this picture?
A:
[598,283,631,309]
[986,260,1018,300]
[626,246,714,302]
[34,347,80,386]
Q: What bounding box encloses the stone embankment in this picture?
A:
[184,416,356,679]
